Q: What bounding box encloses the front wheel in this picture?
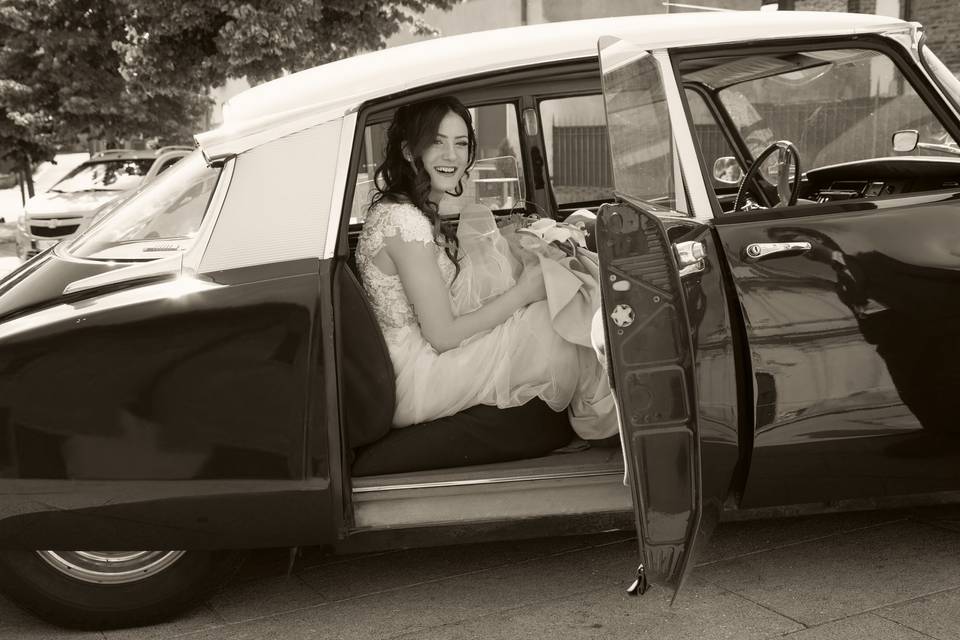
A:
[0,549,243,630]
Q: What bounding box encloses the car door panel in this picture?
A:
[596,201,739,595]
[0,256,336,548]
[714,201,960,508]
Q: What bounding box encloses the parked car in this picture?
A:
[0,9,958,630]
[15,146,192,260]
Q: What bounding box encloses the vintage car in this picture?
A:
[0,9,959,630]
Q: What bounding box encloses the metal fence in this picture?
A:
[551,125,614,188]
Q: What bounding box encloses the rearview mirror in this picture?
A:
[892,129,919,153]
[713,157,743,184]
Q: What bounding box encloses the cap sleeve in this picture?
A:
[379,202,435,246]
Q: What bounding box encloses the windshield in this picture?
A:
[65,151,221,261]
[51,159,154,193]
[712,48,958,170]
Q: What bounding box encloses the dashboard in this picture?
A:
[804,157,960,204]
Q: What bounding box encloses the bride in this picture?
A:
[356,96,616,440]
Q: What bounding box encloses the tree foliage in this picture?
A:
[0,0,209,170]
[1,0,456,172]
[118,0,457,94]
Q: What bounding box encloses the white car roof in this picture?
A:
[196,10,910,160]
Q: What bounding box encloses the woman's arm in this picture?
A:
[384,233,545,353]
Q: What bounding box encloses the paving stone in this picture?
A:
[778,613,929,639]
[102,604,222,640]
[878,586,960,640]
[389,574,802,640]
[698,520,960,626]
[207,574,328,624]
[699,510,907,566]
[171,537,640,640]
[298,532,633,603]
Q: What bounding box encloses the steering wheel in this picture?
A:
[733,140,802,211]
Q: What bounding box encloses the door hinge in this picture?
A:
[674,240,706,277]
[626,563,649,596]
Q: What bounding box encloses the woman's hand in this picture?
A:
[515,263,546,305]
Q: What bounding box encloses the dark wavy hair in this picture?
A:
[369,96,477,276]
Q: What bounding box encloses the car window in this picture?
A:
[51,159,154,193]
[600,51,689,214]
[351,102,525,223]
[684,90,741,188]
[65,151,221,261]
[713,48,958,171]
[539,94,613,206]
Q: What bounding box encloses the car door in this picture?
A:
[684,40,960,509]
[595,37,741,598]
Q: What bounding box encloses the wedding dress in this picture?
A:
[355,200,615,439]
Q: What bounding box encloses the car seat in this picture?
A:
[334,260,575,476]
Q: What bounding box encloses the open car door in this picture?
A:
[595,36,741,599]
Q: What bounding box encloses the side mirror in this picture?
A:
[713,156,743,184]
[892,129,919,153]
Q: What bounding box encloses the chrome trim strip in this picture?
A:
[655,49,714,222]
[62,254,183,295]
[352,467,623,494]
[324,111,358,260]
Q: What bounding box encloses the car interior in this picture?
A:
[333,64,629,527]
[676,41,960,216]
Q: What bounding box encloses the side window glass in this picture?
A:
[539,95,613,207]
[685,90,740,189]
[350,103,526,223]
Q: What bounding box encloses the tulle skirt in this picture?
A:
[386,207,617,440]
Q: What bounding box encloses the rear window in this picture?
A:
[65,151,221,261]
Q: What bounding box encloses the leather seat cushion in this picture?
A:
[352,398,574,477]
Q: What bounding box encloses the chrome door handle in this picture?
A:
[744,241,811,261]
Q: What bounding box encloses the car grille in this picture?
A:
[30,224,80,238]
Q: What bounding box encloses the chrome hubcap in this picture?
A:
[36,550,186,584]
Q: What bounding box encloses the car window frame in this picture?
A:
[670,34,960,224]
[536,90,618,211]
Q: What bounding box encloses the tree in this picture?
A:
[0,0,211,195]
[115,0,457,95]
[1,0,456,196]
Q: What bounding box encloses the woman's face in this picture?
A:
[418,110,470,199]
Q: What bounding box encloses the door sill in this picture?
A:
[350,448,630,529]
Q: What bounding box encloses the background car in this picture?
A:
[15,146,191,260]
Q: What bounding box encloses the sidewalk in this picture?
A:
[2,505,959,639]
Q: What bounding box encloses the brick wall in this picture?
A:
[794,0,848,11]
[787,0,960,74]
[847,0,878,13]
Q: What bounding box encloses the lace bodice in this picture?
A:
[356,201,456,334]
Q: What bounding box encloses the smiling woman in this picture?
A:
[355,95,617,438]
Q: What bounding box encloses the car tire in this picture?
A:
[0,549,244,630]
